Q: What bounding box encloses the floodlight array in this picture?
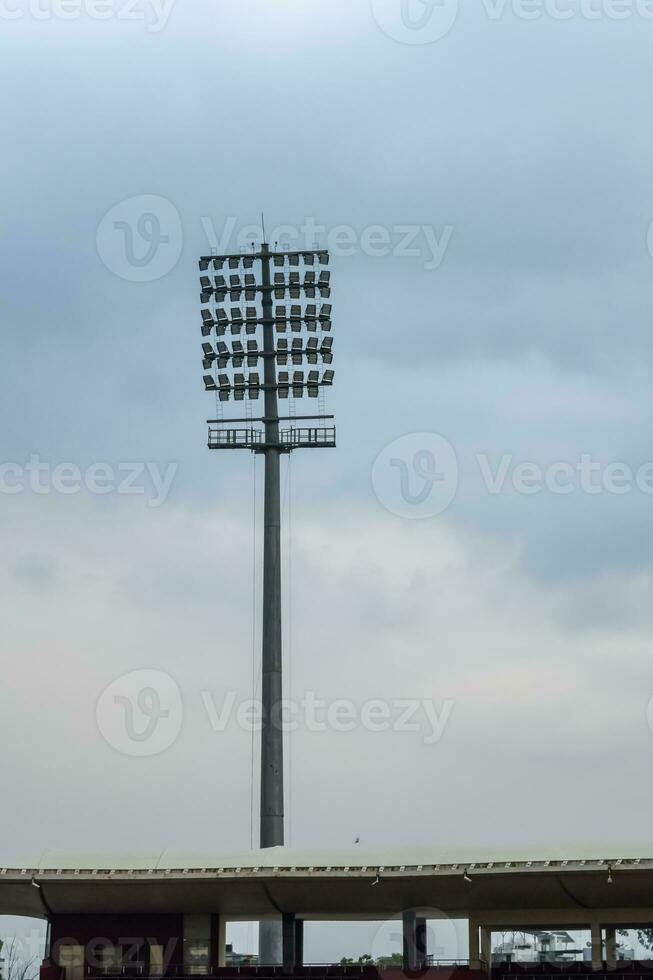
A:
[200,250,328,273]
[199,248,334,403]
[201,303,332,338]
[204,368,334,401]
[202,336,334,371]
[200,272,331,305]
[199,255,257,273]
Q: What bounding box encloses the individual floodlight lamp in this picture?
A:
[321,336,333,362]
[201,310,214,337]
[306,337,319,363]
[291,338,303,365]
[276,339,289,365]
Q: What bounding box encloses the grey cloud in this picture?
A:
[11,555,59,591]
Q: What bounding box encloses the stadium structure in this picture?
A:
[7,245,651,980]
[2,845,653,978]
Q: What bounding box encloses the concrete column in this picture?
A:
[403,910,418,972]
[210,914,227,969]
[605,926,617,971]
[149,945,164,977]
[260,920,282,966]
[56,945,84,980]
[468,920,480,970]
[138,942,150,975]
[282,913,297,972]
[480,926,492,974]
[295,920,304,968]
[590,921,603,971]
[416,918,427,969]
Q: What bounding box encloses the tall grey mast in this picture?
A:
[259,243,283,848]
[198,240,335,954]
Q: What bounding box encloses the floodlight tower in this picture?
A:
[197,241,335,918]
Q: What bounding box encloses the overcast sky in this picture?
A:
[3,0,653,962]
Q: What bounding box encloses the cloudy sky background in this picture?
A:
[3,0,653,961]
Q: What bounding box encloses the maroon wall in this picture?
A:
[49,914,185,970]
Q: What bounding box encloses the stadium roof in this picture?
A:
[3,846,653,922]
[7,842,653,871]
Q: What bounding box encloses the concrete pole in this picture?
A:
[468,920,480,971]
[210,915,227,969]
[259,243,284,966]
[416,918,428,969]
[403,910,418,972]
[259,919,282,967]
[590,922,603,971]
[605,926,617,971]
[295,920,304,967]
[480,926,492,975]
[282,913,297,972]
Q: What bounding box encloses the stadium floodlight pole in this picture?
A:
[259,242,283,849]
[197,239,335,962]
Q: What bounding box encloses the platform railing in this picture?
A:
[513,975,651,980]
[208,428,263,449]
[207,426,336,451]
[280,427,336,448]
[83,964,472,979]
